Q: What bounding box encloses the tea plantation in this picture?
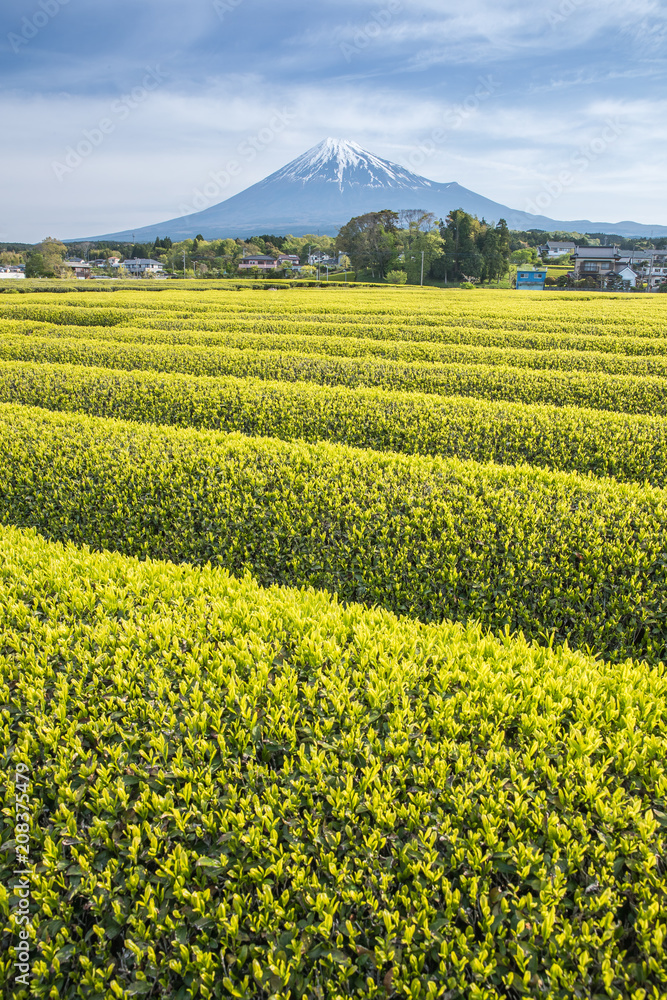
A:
[0,284,665,1000]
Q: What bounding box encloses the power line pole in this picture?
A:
[420,251,424,287]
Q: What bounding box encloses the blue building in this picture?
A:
[516,267,547,290]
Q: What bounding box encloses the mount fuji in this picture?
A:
[83,138,667,241]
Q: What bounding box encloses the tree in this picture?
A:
[0,251,22,266]
[386,270,407,284]
[398,210,435,232]
[403,229,444,284]
[437,210,483,281]
[25,253,46,278]
[335,211,399,278]
[510,248,539,266]
[432,212,510,284]
[32,238,67,277]
[397,212,442,284]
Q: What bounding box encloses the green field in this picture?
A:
[1,284,666,999]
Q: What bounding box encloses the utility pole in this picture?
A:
[183,251,186,278]
[647,252,654,293]
[420,251,424,287]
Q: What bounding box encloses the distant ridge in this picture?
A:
[77,138,667,241]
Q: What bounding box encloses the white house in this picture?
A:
[619,250,667,290]
[538,240,576,259]
[0,267,25,279]
[308,251,346,266]
[608,265,638,289]
[123,258,165,277]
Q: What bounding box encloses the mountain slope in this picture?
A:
[80,138,667,241]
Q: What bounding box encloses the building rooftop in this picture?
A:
[572,247,619,258]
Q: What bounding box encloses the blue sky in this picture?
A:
[1,0,666,242]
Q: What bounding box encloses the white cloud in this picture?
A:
[1,0,666,239]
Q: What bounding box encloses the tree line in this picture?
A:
[335,209,512,284]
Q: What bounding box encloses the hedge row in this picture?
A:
[6,316,667,369]
[0,336,665,414]
[1,525,666,999]
[0,403,665,663]
[0,288,667,353]
[1,360,667,485]
[2,290,665,340]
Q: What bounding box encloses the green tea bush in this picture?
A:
[6,316,667,372]
[1,360,666,486]
[1,526,665,999]
[0,404,665,663]
[0,336,665,414]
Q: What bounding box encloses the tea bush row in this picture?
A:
[0,336,664,414]
[5,316,667,370]
[0,403,665,663]
[1,360,666,486]
[1,526,666,999]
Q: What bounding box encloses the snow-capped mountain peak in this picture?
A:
[269,138,433,191]
[81,138,667,242]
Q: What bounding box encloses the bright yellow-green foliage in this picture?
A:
[2,333,667,415]
[8,313,667,357]
[1,286,667,999]
[1,526,667,1000]
[0,360,666,485]
[6,317,667,375]
[0,402,666,664]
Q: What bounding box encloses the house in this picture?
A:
[0,267,25,279]
[619,250,667,290]
[63,259,93,279]
[538,240,576,259]
[608,265,638,290]
[123,258,166,277]
[571,247,620,279]
[307,251,341,267]
[277,255,300,268]
[516,267,547,290]
[238,255,279,272]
